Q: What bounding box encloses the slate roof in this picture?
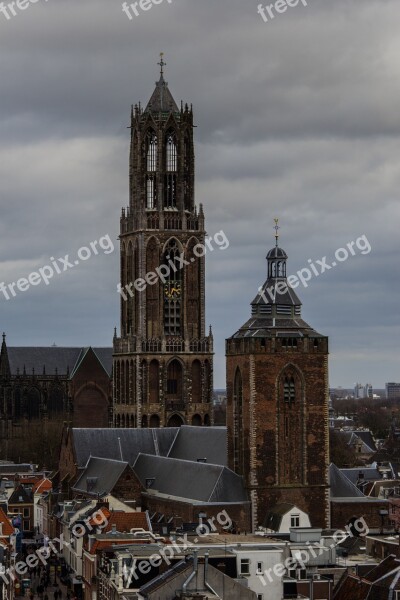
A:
[167,426,227,466]
[133,454,247,503]
[9,484,32,504]
[71,426,227,470]
[0,464,34,474]
[329,463,365,498]
[145,74,179,113]
[341,464,395,485]
[7,347,112,377]
[139,559,189,596]
[72,428,179,468]
[72,457,130,497]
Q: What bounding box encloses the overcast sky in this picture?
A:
[0,0,399,389]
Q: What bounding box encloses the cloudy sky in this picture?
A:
[0,0,399,389]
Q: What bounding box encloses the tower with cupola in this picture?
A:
[226,223,330,529]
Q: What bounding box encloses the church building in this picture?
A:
[112,57,214,428]
[226,226,330,529]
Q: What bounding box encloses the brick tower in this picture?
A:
[226,225,330,530]
[113,57,213,428]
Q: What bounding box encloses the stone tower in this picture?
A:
[226,229,330,530]
[113,58,213,428]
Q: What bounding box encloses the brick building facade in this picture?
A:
[226,237,330,530]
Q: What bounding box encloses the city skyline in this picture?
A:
[0,0,399,388]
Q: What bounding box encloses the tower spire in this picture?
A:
[158,52,166,77]
[274,218,280,248]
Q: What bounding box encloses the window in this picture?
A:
[147,175,156,209]
[166,133,177,171]
[257,595,263,600]
[240,558,250,575]
[147,132,157,171]
[23,508,29,517]
[284,377,295,404]
[256,562,263,574]
[291,514,300,528]
[23,520,29,530]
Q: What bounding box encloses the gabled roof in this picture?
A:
[0,507,14,536]
[364,555,400,582]
[72,428,179,468]
[133,454,247,504]
[9,485,32,504]
[32,478,52,494]
[329,464,364,499]
[102,511,150,534]
[72,457,131,497]
[71,426,227,470]
[7,347,112,377]
[333,573,371,600]
[167,426,227,466]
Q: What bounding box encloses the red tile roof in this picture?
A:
[0,507,15,537]
[102,511,149,533]
[33,478,52,493]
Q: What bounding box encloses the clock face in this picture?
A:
[164,281,182,299]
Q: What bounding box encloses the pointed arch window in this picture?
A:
[163,239,182,335]
[147,131,158,171]
[147,176,156,209]
[284,377,296,404]
[166,132,177,172]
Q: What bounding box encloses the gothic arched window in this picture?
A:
[163,239,182,335]
[146,131,157,171]
[166,131,177,172]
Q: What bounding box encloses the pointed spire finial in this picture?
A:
[158,52,166,76]
[274,218,280,247]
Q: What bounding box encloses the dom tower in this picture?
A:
[113,57,213,428]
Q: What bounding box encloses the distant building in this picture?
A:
[386,382,400,400]
[353,383,373,399]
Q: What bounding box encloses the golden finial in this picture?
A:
[158,52,166,76]
[274,218,280,247]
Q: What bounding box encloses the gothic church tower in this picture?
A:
[113,57,213,428]
[226,226,330,530]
